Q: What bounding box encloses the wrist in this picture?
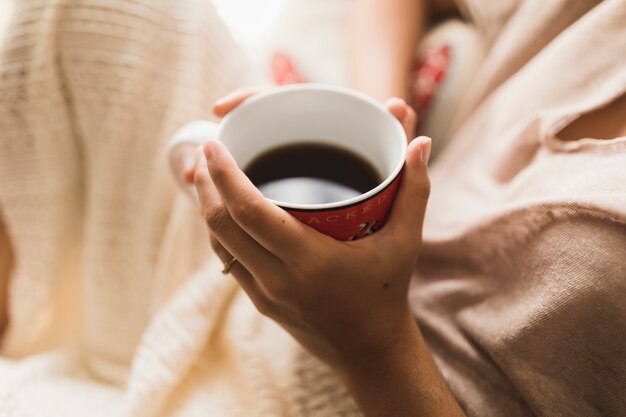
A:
[336,318,466,417]
[337,313,426,381]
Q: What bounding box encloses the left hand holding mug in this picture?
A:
[189,90,433,372]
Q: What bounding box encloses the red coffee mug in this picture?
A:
[168,84,407,241]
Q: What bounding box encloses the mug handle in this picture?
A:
[167,120,220,202]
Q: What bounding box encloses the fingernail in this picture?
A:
[419,137,432,164]
[386,97,406,106]
[212,98,228,116]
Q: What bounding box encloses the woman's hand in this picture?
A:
[189,90,464,416]
[190,89,429,368]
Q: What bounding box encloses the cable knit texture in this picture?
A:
[1,0,625,416]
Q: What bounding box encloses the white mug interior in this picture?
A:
[217,84,407,210]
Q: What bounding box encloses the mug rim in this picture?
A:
[218,83,408,211]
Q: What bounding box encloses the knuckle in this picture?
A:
[232,198,261,227]
[393,219,424,250]
[209,236,229,258]
[421,177,431,198]
[251,295,275,317]
[204,202,230,232]
[193,170,211,187]
[413,176,431,201]
[208,162,228,186]
[265,278,293,303]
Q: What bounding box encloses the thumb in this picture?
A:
[384,136,432,243]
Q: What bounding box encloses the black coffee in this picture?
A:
[244,142,382,204]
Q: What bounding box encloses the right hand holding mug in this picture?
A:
[188,90,466,417]
[189,89,432,368]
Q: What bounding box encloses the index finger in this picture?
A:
[203,139,312,259]
[212,87,261,118]
[385,98,417,141]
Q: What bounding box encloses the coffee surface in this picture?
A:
[244,142,382,204]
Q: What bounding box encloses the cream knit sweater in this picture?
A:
[1,1,625,417]
[0,1,351,416]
